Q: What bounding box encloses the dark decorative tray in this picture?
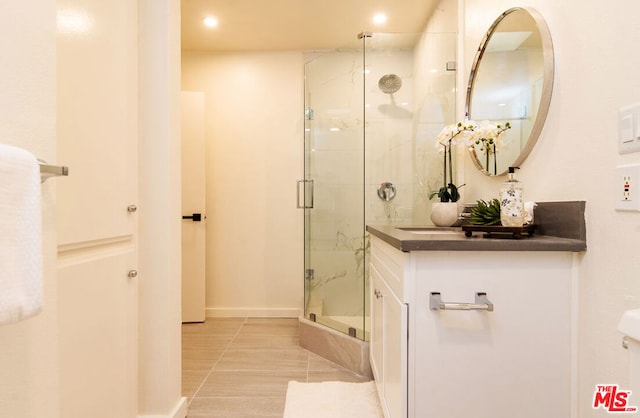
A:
[462,224,537,239]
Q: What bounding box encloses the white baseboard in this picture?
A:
[138,396,188,418]
[205,307,301,318]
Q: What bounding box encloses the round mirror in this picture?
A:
[465,7,554,176]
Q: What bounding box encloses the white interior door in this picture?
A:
[181,91,206,323]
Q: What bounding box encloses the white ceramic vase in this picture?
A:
[430,202,460,227]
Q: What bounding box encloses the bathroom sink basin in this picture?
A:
[397,227,461,235]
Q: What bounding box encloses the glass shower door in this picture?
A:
[301,31,457,341]
[303,47,367,340]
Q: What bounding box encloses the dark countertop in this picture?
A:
[367,201,587,253]
[367,225,587,252]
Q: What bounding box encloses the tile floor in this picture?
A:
[182,317,372,417]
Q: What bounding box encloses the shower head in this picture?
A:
[378,74,402,94]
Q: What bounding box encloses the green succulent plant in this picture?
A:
[468,199,501,225]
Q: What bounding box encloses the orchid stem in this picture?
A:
[442,143,446,191]
[448,139,452,189]
[485,148,489,173]
[493,144,497,175]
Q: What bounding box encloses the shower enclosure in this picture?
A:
[301,31,457,341]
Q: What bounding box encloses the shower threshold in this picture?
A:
[299,316,373,379]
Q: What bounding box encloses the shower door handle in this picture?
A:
[296,179,314,209]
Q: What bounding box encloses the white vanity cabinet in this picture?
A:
[370,257,408,418]
[369,235,575,418]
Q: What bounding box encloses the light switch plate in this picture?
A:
[615,164,640,211]
[619,103,640,154]
[621,114,634,143]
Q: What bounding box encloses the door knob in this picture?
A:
[182,213,202,222]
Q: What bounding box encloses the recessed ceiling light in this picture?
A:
[203,16,218,28]
[373,13,387,25]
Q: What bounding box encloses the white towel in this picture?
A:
[0,144,42,325]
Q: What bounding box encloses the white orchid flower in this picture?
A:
[472,120,511,153]
[435,121,477,147]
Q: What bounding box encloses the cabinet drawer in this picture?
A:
[410,251,573,418]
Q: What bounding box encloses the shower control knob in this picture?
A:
[377,182,396,202]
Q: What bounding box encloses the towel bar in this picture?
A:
[38,160,69,183]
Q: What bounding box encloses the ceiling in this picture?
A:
[181,0,440,52]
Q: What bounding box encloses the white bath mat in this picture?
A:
[283,380,384,418]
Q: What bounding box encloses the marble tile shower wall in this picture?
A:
[411,32,458,224]
[365,49,415,226]
[365,32,457,229]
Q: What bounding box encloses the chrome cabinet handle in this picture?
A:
[374,289,383,299]
[430,292,494,312]
[296,179,314,209]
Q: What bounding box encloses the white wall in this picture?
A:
[138,0,186,416]
[181,52,304,317]
[460,0,640,415]
[0,1,58,417]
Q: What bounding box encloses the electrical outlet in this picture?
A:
[616,164,640,211]
[623,175,631,201]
